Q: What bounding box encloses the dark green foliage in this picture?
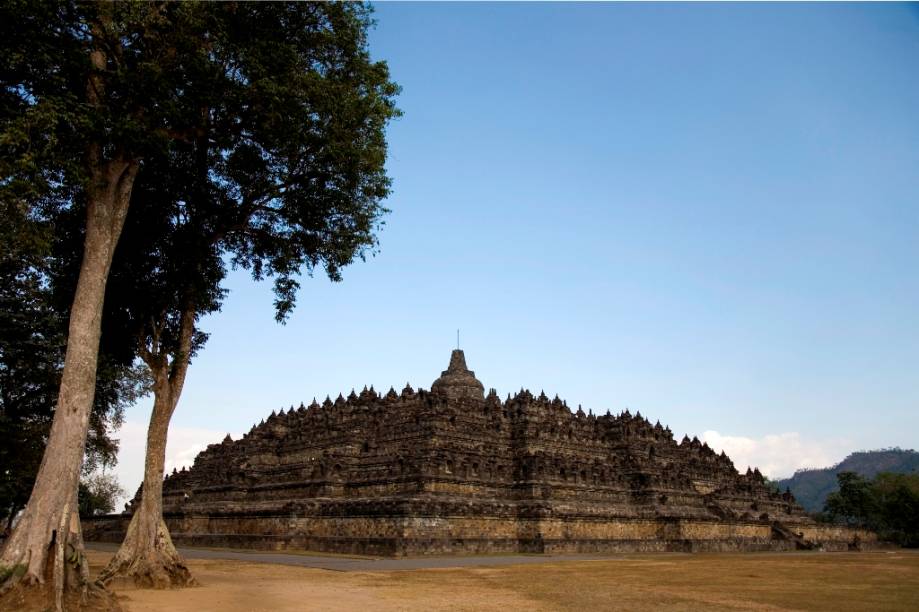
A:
[824,472,878,526]
[193,1,402,320]
[776,449,919,512]
[871,473,919,547]
[823,471,919,547]
[2,0,400,364]
[105,149,226,367]
[0,1,207,202]
[107,0,401,362]
[762,477,782,495]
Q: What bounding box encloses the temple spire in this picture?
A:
[448,348,468,372]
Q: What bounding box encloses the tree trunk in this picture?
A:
[98,384,193,588]
[0,161,137,611]
[100,308,196,588]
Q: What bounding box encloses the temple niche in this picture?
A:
[85,350,873,555]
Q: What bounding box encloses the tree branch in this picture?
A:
[168,301,196,395]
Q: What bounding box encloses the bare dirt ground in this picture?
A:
[87,549,919,612]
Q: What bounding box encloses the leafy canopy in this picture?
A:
[823,471,919,547]
[103,1,401,372]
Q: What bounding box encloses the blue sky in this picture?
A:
[115,3,919,496]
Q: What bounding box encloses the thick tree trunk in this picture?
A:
[100,308,196,589]
[0,161,137,611]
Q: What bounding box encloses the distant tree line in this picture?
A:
[791,448,914,475]
[819,471,919,548]
[776,449,919,512]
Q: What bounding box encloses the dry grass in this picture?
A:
[87,550,919,612]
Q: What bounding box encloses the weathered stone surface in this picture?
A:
[84,350,873,555]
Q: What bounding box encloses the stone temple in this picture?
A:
[85,350,871,555]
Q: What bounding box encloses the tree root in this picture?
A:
[0,572,122,612]
[1,506,121,610]
[100,552,196,589]
[0,574,123,612]
[99,515,196,589]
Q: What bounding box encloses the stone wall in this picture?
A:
[84,510,873,556]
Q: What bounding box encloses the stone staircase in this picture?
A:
[771,520,816,550]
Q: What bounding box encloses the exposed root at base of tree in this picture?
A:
[0,580,123,612]
[101,555,196,590]
[99,514,197,589]
[0,502,116,611]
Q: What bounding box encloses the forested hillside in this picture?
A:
[776,449,919,512]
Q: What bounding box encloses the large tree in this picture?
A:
[95,150,224,589]
[0,3,204,607]
[0,1,396,608]
[99,2,399,588]
[1,1,398,604]
[0,200,146,534]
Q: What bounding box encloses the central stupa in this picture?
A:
[430,349,485,400]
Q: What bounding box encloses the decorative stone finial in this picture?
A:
[431,349,484,401]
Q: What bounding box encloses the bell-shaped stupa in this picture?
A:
[431,349,485,401]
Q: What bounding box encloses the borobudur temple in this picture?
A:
[84,350,872,555]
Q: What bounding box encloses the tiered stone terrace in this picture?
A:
[84,350,873,555]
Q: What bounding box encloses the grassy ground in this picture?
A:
[88,550,919,612]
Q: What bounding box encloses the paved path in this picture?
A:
[86,542,625,572]
[87,543,910,572]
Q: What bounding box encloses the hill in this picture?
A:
[776,448,919,512]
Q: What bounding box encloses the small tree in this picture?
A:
[867,473,919,547]
[824,471,878,527]
[77,474,124,518]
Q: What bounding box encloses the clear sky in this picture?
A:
[114,2,919,501]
